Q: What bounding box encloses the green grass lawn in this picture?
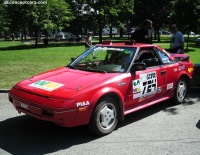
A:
[0,40,84,88]
[0,36,199,89]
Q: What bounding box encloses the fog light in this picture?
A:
[42,109,54,117]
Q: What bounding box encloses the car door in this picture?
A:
[155,47,178,94]
[124,47,169,110]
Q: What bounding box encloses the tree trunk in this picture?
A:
[109,26,113,38]
[99,27,103,43]
[186,32,190,50]
[44,29,49,45]
[157,27,160,42]
[153,27,157,40]
[98,21,105,43]
[120,28,123,38]
[34,28,38,48]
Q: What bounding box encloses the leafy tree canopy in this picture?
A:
[7,0,74,34]
[172,0,200,33]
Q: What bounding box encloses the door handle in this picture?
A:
[161,70,166,76]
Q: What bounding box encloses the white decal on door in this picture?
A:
[133,71,157,99]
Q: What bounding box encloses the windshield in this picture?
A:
[68,46,137,73]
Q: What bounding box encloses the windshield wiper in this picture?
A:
[81,68,107,73]
[66,65,79,70]
[67,65,107,73]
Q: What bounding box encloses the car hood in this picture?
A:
[16,67,116,98]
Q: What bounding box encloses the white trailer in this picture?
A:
[102,27,118,35]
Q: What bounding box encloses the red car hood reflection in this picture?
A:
[16,67,115,97]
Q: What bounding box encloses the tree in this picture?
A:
[66,0,88,35]
[117,0,134,38]
[84,0,107,43]
[7,0,74,46]
[134,0,172,42]
[8,4,32,39]
[104,0,120,38]
[66,0,134,41]
[83,0,134,43]
[171,0,200,49]
[0,2,10,36]
[105,0,134,38]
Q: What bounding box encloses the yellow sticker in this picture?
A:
[29,80,64,91]
[188,68,194,73]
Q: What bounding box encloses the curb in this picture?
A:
[0,89,10,93]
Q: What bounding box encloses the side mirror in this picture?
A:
[71,57,75,62]
[130,63,146,72]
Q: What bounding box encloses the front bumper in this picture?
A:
[9,93,77,127]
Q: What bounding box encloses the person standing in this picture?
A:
[169,24,184,54]
[130,19,153,44]
[85,32,92,50]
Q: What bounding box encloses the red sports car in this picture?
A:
[9,41,194,135]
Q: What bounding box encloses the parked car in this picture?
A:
[152,30,162,35]
[102,27,118,35]
[196,38,200,47]
[162,30,172,35]
[54,32,76,41]
[190,32,195,36]
[4,34,10,40]
[9,41,194,135]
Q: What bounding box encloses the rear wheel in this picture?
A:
[172,78,187,104]
[88,96,119,136]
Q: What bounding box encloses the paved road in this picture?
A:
[0,89,200,155]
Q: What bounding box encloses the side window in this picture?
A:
[135,48,161,68]
[156,49,171,64]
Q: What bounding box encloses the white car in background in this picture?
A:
[161,30,172,35]
[55,32,76,41]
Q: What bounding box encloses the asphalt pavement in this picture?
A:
[0,88,200,155]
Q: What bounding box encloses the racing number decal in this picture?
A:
[141,72,157,96]
[133,71,157,99]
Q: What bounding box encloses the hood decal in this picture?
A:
[29,80,64,91]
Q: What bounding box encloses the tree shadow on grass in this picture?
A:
[164,46,197,53]
[187,43,200,49]
[153,40,171,44]
[184,48,196,53]
[0,42,85,51]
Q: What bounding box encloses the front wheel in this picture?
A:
[88,96,119,136]
[172,78,187,104]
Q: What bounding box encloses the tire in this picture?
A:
[88,96,119,136]
[172,78,187,104]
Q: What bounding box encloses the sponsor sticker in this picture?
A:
[77,101,90,107]
[133,80,141,93]
[188,68,193,73]
[157,87,162,93]
[179,65,185,71]
[29,80,64,91]
[167,83,173,90]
